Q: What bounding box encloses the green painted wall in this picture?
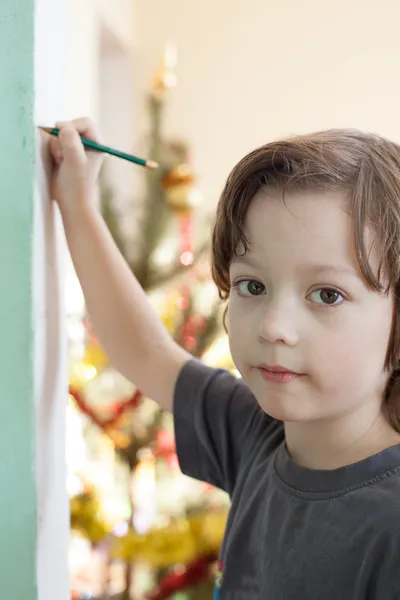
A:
[0,0,37,597]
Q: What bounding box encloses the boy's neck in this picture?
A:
[284,406,400,470]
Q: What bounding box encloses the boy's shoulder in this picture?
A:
[358,466,400,524]
[338,462,400,561]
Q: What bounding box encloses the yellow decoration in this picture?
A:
[69,339,108,389]
[105,428,132,449]
[160,292,180,333]
[70,490,110,544]
[111,512,227,567]
[188,512,228,554]
[83,340,109,372]
[71,491,228,567]
[69,362,97,389]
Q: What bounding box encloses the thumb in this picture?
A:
[58,126,87,167]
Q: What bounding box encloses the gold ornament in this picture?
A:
[162,164,199,215]
[151,42,177,97]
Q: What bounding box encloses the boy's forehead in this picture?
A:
[246,187,349,240]
[239,188,378,274]
[247,187,350,227]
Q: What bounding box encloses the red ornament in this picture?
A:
[153,430,176,459]
[69,386,143,433]
[145,554,217,600]
[166,452,179,470]
[179,213,194,266]
[177,290,190,311]
[157,430,174,449]
[183,335,196,352]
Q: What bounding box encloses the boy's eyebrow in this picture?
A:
[232,255,357,277]
[231,254,259,267]
[304,264,357,277]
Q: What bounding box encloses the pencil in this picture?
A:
[39,127,159,171]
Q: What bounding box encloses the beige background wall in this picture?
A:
[68,0,400,209]
[135,1,400,208]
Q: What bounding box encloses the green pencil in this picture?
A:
[40,127,159,171]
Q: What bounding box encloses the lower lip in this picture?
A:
[258,368,300,383]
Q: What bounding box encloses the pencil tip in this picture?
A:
[146,160,159,171]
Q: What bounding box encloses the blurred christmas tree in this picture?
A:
[67,45,233,600]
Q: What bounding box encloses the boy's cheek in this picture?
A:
[309,344,378,395]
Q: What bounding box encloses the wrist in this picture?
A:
[58,195,98,226]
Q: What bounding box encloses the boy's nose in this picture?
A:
[257,306,298,347]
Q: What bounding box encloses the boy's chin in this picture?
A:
[255,394,318,423]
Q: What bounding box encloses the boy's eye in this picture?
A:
[309,288,344,306]
[236,279,266,297]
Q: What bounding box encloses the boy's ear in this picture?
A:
[223,304,229,334]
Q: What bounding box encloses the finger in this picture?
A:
[58,126,87,167]
[56,117,100,142]
[49,135,63,165]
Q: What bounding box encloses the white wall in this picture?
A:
[35,0,69,596]
[134,0,400,209]
[68,0,137,119]
[66,0,139,310]
[68,0,140,216]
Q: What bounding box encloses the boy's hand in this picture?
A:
[48,117,104,216]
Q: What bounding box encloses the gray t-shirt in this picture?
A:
[173,359,400,599]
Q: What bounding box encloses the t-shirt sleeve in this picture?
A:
[173,358,273,494]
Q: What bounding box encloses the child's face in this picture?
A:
[228,188,394,423]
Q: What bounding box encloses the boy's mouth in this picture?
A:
[256,363,303,384]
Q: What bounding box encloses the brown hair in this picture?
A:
[211,129,400,431]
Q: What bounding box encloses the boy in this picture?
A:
[49,119,400,598]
